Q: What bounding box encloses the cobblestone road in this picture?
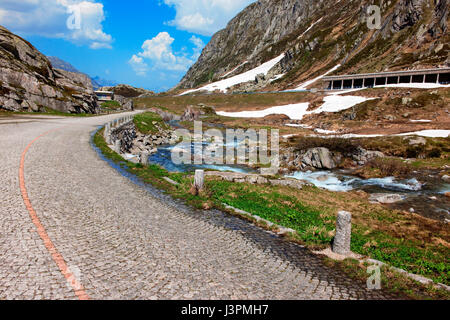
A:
[0,113,397,300]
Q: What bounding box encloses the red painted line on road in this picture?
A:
[19,129,90,300]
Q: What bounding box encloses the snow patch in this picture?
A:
[220,61,248,78]
[397,130,450,138]
[299,18,323,38]
[290,64,341,91]
[180,54,285,95]
[315,130,450,139]
[217,103,309,120]
[310,95,376,114]
[270,73,285,82]
[315,128,337,134]
[218,94,373,121]
[410,119,432,123]
[286,123,312,128]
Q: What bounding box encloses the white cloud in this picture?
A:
[0,0,112,49]
[190,35,204,59]
[128,55,148,76]
[129,32,205,76]
[163,0,255,35]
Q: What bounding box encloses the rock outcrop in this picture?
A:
[280,146,384,171]
[301,147,339,170]
[111,120,178,156]
[180,105,201,121]
[100,84,154,98]
[0,25,99,114]
[114,94,134,111]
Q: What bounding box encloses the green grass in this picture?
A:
[351,228,449,285]
[209,181,335,245]
[133,111,169,134]
[101,100,121,110]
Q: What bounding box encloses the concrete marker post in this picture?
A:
[194,170,204,191]
[333,211,352,255]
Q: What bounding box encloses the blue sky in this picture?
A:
[0,0,255,92]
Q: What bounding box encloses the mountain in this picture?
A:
[90,76,118,90]
[47,56,80,73]
[0,26,98,113]
[47,56,118,90]
[176,0,448,92]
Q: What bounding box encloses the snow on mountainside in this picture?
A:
[175,0,448,94]
[180,53,285,95]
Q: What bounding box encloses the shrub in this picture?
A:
[365,158,411,177]
[406,145,426,158]
[294,137,360,155]
[427,148,441,158]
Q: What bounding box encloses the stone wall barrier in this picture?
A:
[194,170,204,191]
[332,211,352,255]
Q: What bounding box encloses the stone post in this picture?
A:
[104,124,110,138]
[114,139,121,154]
[140,152,149,165]
[333,211,352,255]
[194,170,204,191]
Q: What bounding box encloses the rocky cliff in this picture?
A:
[176,0,449,92]
[0,26,99,113]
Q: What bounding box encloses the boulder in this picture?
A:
[245,175,268,184]
[352,147,384,164]
[301,147,337,170]
[269,178,308,190]
[181,105,201,121]
[404,136,427,146]
[369,193,405,204]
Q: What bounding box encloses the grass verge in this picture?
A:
[133,111,170,134]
